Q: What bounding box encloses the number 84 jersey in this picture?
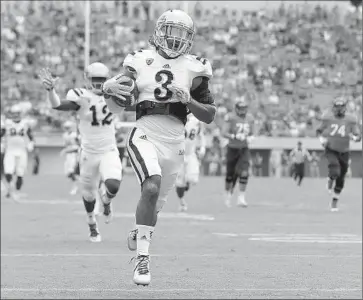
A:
[66,88,116,154]
[123,48,212,143]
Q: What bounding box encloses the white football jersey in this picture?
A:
[66,88,117,154]
[184,114,205,156]
[123,48,212,144]
[3,119,30,153]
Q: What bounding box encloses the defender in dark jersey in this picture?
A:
[222,100,254,208]
[316,97,361,211]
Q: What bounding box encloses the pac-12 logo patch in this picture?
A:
[146,58,154,65]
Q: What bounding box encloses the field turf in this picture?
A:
[1,174,362,299]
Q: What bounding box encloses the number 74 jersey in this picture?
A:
[317,110,360,153]
[66,88,116,154]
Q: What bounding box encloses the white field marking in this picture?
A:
[1,288,361,293]
[213,233,362,244]
[73,211,215,221]
[7,199,80,205]
[1,253,361,258]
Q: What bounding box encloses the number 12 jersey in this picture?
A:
[66,88,116,154]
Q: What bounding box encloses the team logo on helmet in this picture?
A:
[146,58,154,65]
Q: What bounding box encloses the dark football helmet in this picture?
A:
[332,97,347,118]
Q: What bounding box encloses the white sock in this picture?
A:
[87,212,96,224]
[136,225,154,256]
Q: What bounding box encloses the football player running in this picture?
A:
[60,121,80,195]
[175,113,206,212]
[1,105,34,201]
[102,9,216,286]
[222,100,254,208]
[316,97,361,212]
[39,63,123,242]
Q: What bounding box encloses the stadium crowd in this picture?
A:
[1,1,362,140]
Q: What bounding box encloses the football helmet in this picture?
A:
[10,105,22,123]
[332,96,347,117]
[235,99,248,117]
[153,9,195,59]
[84,62,110,95]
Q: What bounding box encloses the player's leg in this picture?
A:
[297,163,305,186]
[13,151,28,198]
[175,161,188,212]
[0,151,4,195]
[325,149,341,195]
[65,153,78,195]
[3,152,16,198]
[331,153,349,212]
[126,128,164,285]
[99,148,122,223]
[236,148,250,207]
[180,154,200,212]
[79,151,102,242]
[225,147,239,207]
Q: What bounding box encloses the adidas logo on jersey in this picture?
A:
[162,64,171,69]
[139,135,147,140]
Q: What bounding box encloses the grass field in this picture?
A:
[1,174,362,299]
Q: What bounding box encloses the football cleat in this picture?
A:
[330,198,339,212]
[127,229,137,251]
[89,223,102,242]
[179,198,188,212]
[133,254,151,286]
[237,194,248,207]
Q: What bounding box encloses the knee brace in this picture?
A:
[141,176,161,206]
[16,176,23,190]
[225,175,234,184]
[239,171,249,184]
[176,186,185,198]
[5,174,12,183]
[104,178,120,199]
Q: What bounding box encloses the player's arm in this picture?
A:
[26,127,35,152]
[221,115,234,140]
[316,114,329,146]
[304,149,312,161]
[350,116,362,142]
[39,68,80,111]
[196,126,206,158]
[187,76,216,124]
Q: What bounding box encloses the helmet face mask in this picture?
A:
[235,102,248,117]
[153,10,195,58]
[10,106,22,122]
[333,98,347,117]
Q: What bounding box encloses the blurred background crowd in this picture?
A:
[1,1,362,147]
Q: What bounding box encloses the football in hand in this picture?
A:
[104,75,139,108]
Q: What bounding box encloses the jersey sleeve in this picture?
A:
[188,55,213,79]
[122,50,145,74]
[66,89,83,102]
[316,111,330,135]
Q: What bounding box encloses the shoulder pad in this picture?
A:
[66,88,86,102]
[346,113,358,123]
[186,55,213,79]
[321,110,333,120]
[123,49,149,73]
[5,119,13,126]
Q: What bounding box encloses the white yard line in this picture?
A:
[1,253,360,258]
[1,287,361,293]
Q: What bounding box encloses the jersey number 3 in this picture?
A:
[330,124,346,137]
[90,105,112,126]
[154,70,174,101]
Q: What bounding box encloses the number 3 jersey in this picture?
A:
[123,48,212,144]
[317,110,360,153]
[66,88,116,154]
